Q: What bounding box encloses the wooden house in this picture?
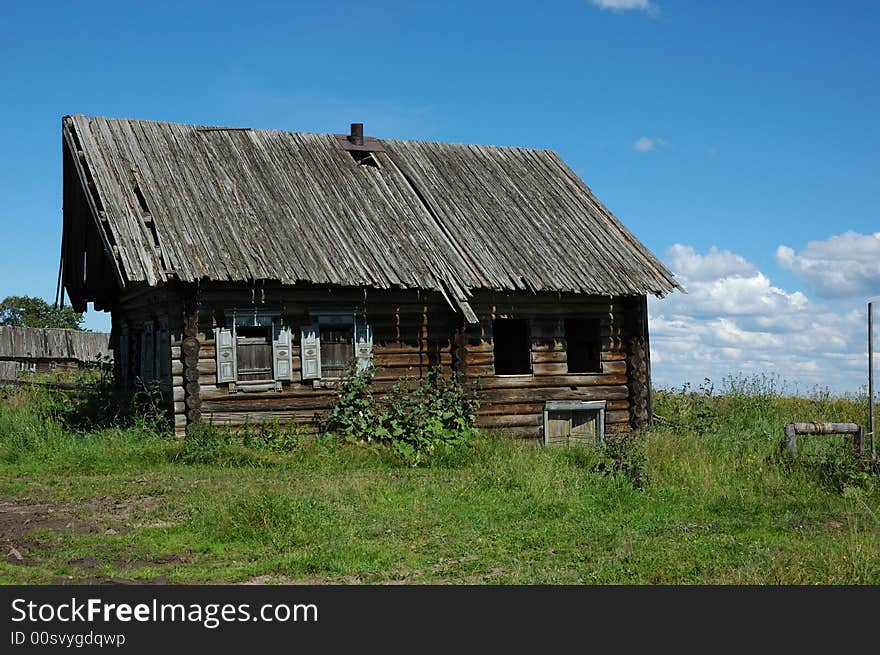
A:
[0,326,112,381]
[59,115,679,440]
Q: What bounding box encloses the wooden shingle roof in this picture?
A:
[62,115,679,320]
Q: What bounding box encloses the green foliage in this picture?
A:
[813,443,876,494]
[319,364,379,442]
[321,364,478,466]
[654,373,874,494]
[0,295,84,329]
[0,386,173,472]
[654,377,718,435]
[173,422,276,467]
[24,375,170,436]
[593,434,649,490]
[240,420,304,452]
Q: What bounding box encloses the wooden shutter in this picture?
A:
[354,320,373,374]
[140,321,155,381]
[300,324,321,380]
[215,327,236,383]
[272,323,293,381]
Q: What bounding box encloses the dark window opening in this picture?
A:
[320,326,354,378]
[492,319,531,375]
[565,318,601,373]
[236,325,273,382]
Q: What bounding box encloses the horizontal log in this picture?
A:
[374,352,453,366]
[477,414,542,428]
[530,350,566,364]
[605,410,629,425]
[599,360,626,375]
[476,398,629,415]
[203,412,321,428]
[373,366,453,381]
[472,374,628,389]
[530,340,565,352]
[787,422,861,435]
[465,352,493,366]
[532,362,568,376]
[202,397,339,412]
[479,386,628,403]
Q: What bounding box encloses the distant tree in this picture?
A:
[0,295,85,330]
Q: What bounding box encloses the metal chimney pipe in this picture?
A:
[349,123,364,146]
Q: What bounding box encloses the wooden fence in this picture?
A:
[0,326,112,380]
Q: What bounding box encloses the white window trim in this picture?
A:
[308,311,373,382]
[216,309,291,390]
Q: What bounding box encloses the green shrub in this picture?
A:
[319,364,379,442]
[321,364,479,466]
[594,433,649,489]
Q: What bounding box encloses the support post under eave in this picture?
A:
[452,315,469,379]
[182,291,201,435]
[625,295,651,431]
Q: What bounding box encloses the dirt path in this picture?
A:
[1,494,183,583]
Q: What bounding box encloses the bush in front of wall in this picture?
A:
[321,364,479,466]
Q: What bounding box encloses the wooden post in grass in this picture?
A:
[869,302,875,461]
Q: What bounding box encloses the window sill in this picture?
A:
[229,381,283,394]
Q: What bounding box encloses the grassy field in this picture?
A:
[1,375,878,584]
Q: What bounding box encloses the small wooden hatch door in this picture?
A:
[543,401,605,447]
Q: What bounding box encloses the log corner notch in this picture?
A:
[782,422,864,458]
[181,291,201,435]
[625,295,652,431]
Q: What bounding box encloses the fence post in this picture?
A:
[784,423,798,457]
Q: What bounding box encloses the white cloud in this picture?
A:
[776,231,880,299]
[650,243,871,395]
[633,136,668,152]
[667,244,755,281]
[592,0,654,12]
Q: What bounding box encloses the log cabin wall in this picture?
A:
[169,284,458,436]
[152,283,651,442]
[463,291,635,439]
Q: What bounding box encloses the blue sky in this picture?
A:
[0,0,877,393]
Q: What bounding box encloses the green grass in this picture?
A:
[0,376,878,584]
